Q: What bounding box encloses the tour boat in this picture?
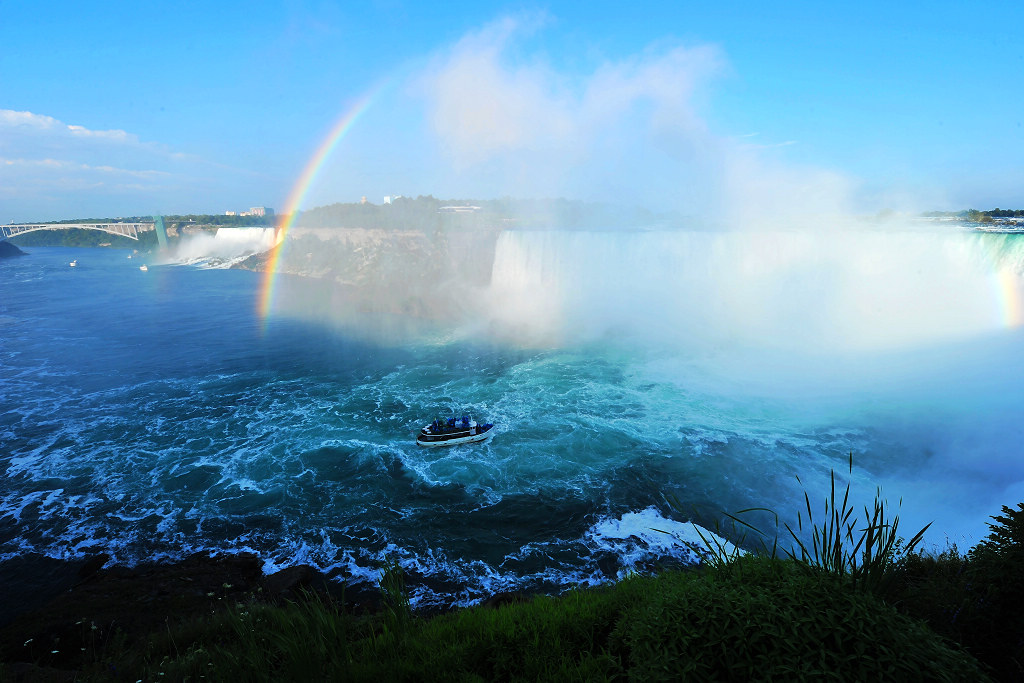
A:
[416,415,494,447]
[139,264,148,271]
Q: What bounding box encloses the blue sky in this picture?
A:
[1,0,1022,223]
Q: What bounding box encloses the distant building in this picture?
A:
[438,205,481,213]
[384,195,403,204]
[360,196,368,204]
[226,207,274,217]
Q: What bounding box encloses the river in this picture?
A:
[2,227,1023,608]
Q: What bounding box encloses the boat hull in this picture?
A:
[416,428,494,448]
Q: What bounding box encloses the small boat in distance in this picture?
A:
[417,415,494,447]
[139,264,148,271]
[69,260,77,267]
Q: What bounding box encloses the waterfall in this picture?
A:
[169,227,277,267]
[487,227,1024,352]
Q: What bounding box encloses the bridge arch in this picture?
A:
[0,221,157,241]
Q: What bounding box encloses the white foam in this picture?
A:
[587,507,742,574]
[0,490,48,522]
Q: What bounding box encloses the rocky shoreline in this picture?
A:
[0,552,375,680]
[0,240,26,258]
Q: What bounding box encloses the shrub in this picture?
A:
[889,504,1024,681]
[787,479,926,597]
[610,557,986,682]
[686,454,929,597]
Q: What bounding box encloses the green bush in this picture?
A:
[893,504,1024,681]
[84,557,987,682]
[611,558,984,682]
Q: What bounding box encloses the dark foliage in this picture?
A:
[0,555,988,681]
[891,504,1024,681]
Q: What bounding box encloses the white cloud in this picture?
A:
[0,107,281,221]
[66,124,135,143]
[0,109,138,145]
[737,136,798,150]
[0,157,170,178]
[0,109,217,219]
[0,109,58,129]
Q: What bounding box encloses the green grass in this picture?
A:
[65,555,988,682]
[782,455,930,595]
[685,454,930,596]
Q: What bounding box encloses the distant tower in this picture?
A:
[360,196,368,204]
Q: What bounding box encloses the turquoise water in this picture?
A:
[2,232,1024,608]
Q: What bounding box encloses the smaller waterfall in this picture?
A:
[169,227,276,268]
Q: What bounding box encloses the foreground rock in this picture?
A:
[0,553,363,677]
[0,240,26,258]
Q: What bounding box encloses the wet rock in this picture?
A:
[626,534,650,549]
[0,555,84,628]
[595,552,621,579]
[0,551,379,677]
[76,554,109,581]
[0,552,266,672]
[263,564,319,596]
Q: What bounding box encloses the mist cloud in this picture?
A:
[421,17,722,163]
[417,16,860,224]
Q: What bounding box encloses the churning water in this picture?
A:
[2,226,1024,608]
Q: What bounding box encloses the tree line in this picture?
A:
[965,209,1024,222]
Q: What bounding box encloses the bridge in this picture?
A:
[0,221,155,241]
[0,217,279,249]
[1,217,171,247]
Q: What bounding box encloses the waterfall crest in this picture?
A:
[487,227,1024,352]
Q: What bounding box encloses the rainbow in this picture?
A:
[259,85,384,320]
[995,268,1024,329]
